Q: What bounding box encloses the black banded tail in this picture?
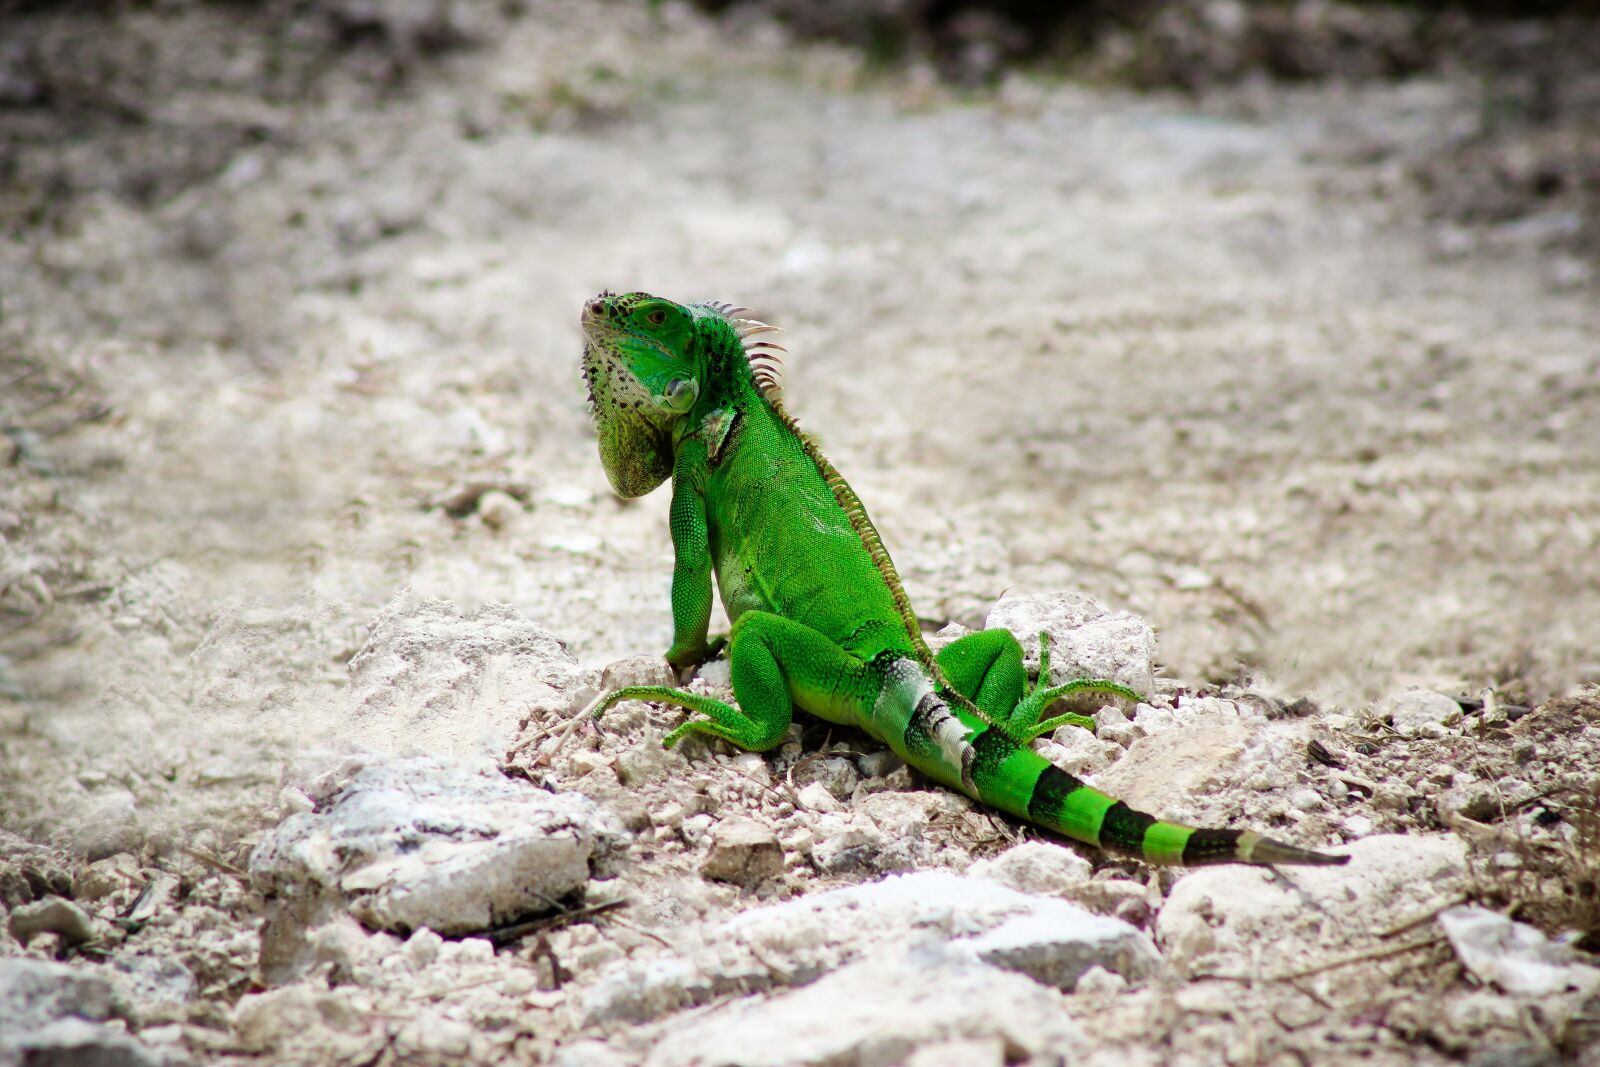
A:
[1024,762,1349,866]
[872,659,1346,868]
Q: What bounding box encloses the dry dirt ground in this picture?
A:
[1,2,1598,1066]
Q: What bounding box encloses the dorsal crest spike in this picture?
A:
[699,299,790,408]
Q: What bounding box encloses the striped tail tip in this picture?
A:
[1239,831,1350,867]
[1173,828,1349,866]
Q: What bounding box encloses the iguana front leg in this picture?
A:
[595,611,870,750]
[663,442,724,670]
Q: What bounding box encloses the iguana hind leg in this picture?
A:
[933,628,1026,721]
[937,629,1139,741]
[595,610,870,751]
[1009,632,1141,739]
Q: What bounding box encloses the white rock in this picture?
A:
[1343,814,1375,836]
[344,589,583,761]
[4,1017,157,1067]
[1044,727,1119,776]
[795,755,858,799]
[952,908,1160,992]
[537,484,595,508]
[700,818,784,887]
[1289,788,1322,811]
[985,592,1155,696]
[64,790,144,859]
[396,1011,479,1058]
[474,489,523,530]
[0,958,157,1066]
[855,792,970,871]
[1073,964,1128,997]
[906,1037,1005,1067]
[71,853,143,902]
[568,749,614,778]
[1131,702,1177,735]
[652,802,688,830]
[553,1040,634,1067]
[927,621,973,652]
[0,958,123,1033]
[969,842,1092,896]
[583,871,1160,1027]
[250,756,627,936]
[1437,905,1600,997]
[681,813,714,845]
[810,822,884,874]
[1090,707,1249,814]
[110,955,195,1018]
[600,654,677,691]
[405,928,443,969]
[278,786,316,816]
[1371,688,1462,738]
[1157,834,1467,976]
[582,954,711,1026]
[1095,705,1130,729]
[856,749,904,779]
[8,897,98,947]
[697,658,733,688]
[644,947,1086,1067]
[778,827,815,855]
[729,752,770,785]
[855,791,946,838]
[231,985,369,1056]
[1098,722,1141,747]
[1069,878,1150,918]
[796,781,844,814]
[616,740,683,786]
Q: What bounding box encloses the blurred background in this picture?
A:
[1,0,1597,838]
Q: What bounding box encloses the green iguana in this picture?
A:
[579,291,1346,867]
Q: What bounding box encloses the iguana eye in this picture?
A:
[644,308,667,327]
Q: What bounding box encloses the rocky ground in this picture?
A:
[2,1,1598,1065]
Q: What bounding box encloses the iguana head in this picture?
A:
[580,291,706,497]
[581,291,784,496]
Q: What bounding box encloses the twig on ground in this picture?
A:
[1377,895,1467,939]
[1201,933,1446,983]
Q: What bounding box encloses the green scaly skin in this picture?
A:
[579,291,1347,867]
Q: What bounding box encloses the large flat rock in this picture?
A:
[1156,833,1468,976]
[643,946,1087,1067]
[251,757,627,938]
[582,870,1160,1027]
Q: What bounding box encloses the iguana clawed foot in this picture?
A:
[666,634,727,680]
[1006,631,1141,742]
[591,684,783,751]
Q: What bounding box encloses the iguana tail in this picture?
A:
[871,656,1347,866]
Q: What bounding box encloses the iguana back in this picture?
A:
[700,396,908,663]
